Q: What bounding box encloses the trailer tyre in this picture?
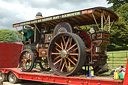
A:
[0,71,6,82]
[8,72,18,84]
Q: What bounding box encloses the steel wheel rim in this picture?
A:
[9,73,16,82]
[20,52,32,71]
[49,33,80,74]
[0,72,3,80]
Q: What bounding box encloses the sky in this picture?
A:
[0,0,112,30]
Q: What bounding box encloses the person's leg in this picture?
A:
[110,70,115,75]
[98,69,109,74]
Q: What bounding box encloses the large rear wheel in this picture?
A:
[48,32,86,76]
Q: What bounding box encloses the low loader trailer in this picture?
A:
[0,43,128,85]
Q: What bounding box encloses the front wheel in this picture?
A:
[48,32,86,76]
[19,49,35,72]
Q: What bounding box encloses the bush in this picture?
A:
[0,29,19,42]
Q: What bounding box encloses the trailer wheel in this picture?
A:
[0,71,6,82]
[8,72,18,84]
[48,32,86,76]
[19,49,35,72]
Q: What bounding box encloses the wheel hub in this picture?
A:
[0,76,2,80]
[60,50,68,58]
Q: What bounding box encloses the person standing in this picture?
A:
[36,12,43,19]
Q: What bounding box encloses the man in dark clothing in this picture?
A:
[35,12,43,43]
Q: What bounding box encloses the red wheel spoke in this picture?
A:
[72,47,78,52]
[62,36,66,47]
[54,56,60,61]
[23,62,27,69]
[27,57,30,60]
[69,53,79,56]
[67,57,76,66]
[69,37,72,48]
[55,48,60,52]
[28,53,31,59]
[28,62,31,66]
[67,43,77,52]
[68,61,71,70]
[61,62,65,72]
[55,42,62,49]
[25,53,28,58]
[27,56,31,60]
[54,59,61,65]
[71,56,78,61]
[51,53,60,55]
[64,58,68,71]
[61,40,64,49]
[65,38,70,49]
[59,58,63,69]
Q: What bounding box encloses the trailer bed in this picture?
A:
[0,68,123,85]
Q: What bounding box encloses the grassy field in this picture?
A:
[103,50,128,75]
[107,50,128,69]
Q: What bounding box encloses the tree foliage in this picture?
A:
[108,16,128,50]
[0,29,19,42]
[107,2,128,50]
[107,0,128,11]
[116,3,128,24]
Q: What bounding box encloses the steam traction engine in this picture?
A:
[13,7,118,76]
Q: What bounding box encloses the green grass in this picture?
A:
[102,50,128,75]
[107,50,128,69]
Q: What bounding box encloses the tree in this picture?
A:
[116,3,128,25]
[0,29,19,42]
[107,1,128,50]
[108,15,128,50]
[107,0,128,11]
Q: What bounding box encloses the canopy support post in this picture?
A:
[101,11,104,31]
[34,26,36,43]
[92,13,99,30]
[34,24,41,33]
[22,26,24,41]
[15,27,22,41]
[108,14,110,33]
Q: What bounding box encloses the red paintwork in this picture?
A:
[0,43,23,68]
[0,68,123,85]
[123,59,128,85]
[79,31,91,48]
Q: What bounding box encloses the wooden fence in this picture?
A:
[107,52,128,69]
